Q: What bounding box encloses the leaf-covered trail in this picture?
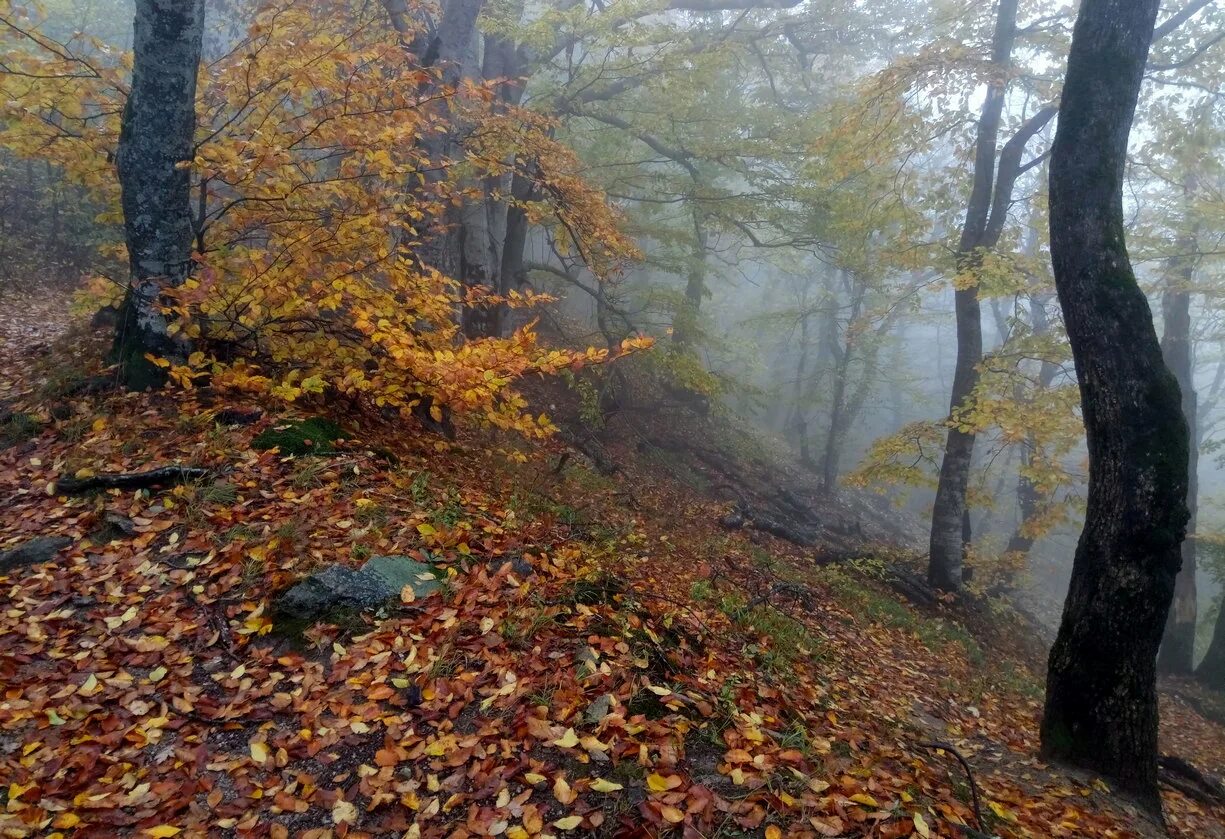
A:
[1,296,1223,838]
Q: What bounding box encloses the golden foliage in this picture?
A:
[0,0,646,435]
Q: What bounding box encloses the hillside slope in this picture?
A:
[2,296,1224,839]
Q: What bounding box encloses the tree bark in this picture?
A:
[1040,0,1187,817]
[1157,196,1199,676]
[112,0,206,390]
[927,0,1019,591]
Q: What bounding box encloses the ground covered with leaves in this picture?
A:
[2,297,1224,838]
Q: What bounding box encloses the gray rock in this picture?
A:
[0,536,73,573]
[584,693,614,724]
[362,555,443,599]
[274,555,443,621]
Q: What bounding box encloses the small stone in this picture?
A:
[584,693,614,724]
[0,536,73,573]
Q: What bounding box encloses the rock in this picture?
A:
[0,536,73,573]
[488,553,533,578]
[215,407,264,427]
[361,555,443,600]
[89,513,137,545]
[584,693,614,724]
[274,555,443,622]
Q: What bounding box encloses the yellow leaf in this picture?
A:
[553,815,583,830]
[913,812,931,838]
[590,778,623,793]
[646,773,670,792]
[552,728,579,749]
[988,801,1016,822]
[417,523,436,536]
[553,775,576,804]
[849,793,879,807]
[766,827,782,839]
[145,827,182,838]
[250,741,269,763]
[523,772,546,785]
[660,805,685,824]
[148,666,167,683]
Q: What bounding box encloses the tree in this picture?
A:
[112,0,206,389]
[926,0,1060,591]
[1039,0,1188,817]
[1156,173,1200,676]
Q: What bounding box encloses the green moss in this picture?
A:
[253,417,343,456]
[0,412,41,449]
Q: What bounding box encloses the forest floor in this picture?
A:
[1,291,1224,839]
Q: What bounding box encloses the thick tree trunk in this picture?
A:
[1157,218,1199,675]
[113,0,206,390]
[927,0,1018,591]
[1040,0,1186,817]
[410,0,486,284]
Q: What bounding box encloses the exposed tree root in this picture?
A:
[55,466,211,494]
[1159,754,1225,805]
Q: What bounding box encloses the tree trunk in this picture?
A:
[1003,293,1059,562]
[410,0,486,284]
[792,310,813,467]
[820,274,865,493]
[672,204,707,348]
[1157,206,1199,676]
[927,0,1018,591]
[1040,0,1187,817]
[113,0,206,390]
[1198,601,1225,689]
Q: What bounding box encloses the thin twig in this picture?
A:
[919,740,985,833]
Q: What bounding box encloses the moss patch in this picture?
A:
[253,417,343,456]
[0,412,41,449]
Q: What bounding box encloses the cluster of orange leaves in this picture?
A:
[0,0,646,437]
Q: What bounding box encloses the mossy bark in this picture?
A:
[112,0,206,389]
[1040,0,1186,818]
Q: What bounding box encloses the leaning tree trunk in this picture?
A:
[1040,0,1188,818]
[927,0,1018,591]
[1157,210,1199,676]
[112,0,206,390]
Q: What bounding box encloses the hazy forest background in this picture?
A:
[2,0,1225,837]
